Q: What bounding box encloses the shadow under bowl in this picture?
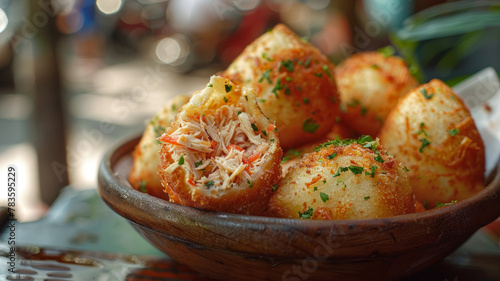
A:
[98,135,500,281]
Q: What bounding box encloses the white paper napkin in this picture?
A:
[453,67,500,179]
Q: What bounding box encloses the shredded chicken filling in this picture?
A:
[161,104,269,191]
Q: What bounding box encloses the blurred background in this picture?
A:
[0,0,498,221]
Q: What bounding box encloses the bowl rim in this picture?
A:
[98,133,500,231]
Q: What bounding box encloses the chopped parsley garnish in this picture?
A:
[361,138,377,149]
[303,118,319,133]
[139,181,147,193]
[303,98,310,104]
[272,79,284,97]
[304,58,311,68]
[261,130,267,137]
[358,135,375,145]
[313,186,318,191]
[327,152,337,160]
[205,181,214,189]
[298,207,314,219]
[316,135,376,152]
[404,165,410,172]
[285,76,292,82]
[280,60,294,72]
[364,196,371,201]
[417,122,427,136]
[333,167,349,178]
[251,123,259,131]
[435,200,457,208]
[288,149,302,157]
[420,88,433,99]
[419,138,431,153]
[347,99,361,108]
[322,65,332,77]
[282,149,302,163]
[258,69,272,84]
[178,155,185,165]
[225,84,233,93]
[361,106,368,116]
[195,160,203,167]
[223,96,228,103]
[377,45,395,58]
[365,165,377,178]
[247,179,253,188]
[448,128,459,136]
[328,165,365,178]
[363,140,378,153]
[348,165,364,175]
[261,52,273,61]
[237,111,242,115]
[314,72,323,78]
[371,64,380,69]
[322,179,326,184]
[207,84,213,87]
[361,137,379,150]
[171,104,177,111]
[272,184,278,191]
[259,99,266,103]
[374,154,385,163]
[284,85,291,95]
[320,192,329,202]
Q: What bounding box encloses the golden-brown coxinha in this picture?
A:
[158,76,282,215]
[379,79,485,208]
[129,94,190,200]
[223,24,340,149]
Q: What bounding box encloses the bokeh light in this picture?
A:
[0,9,8,34]
[233,0,260,11]
[155,36,190,66]
[155,37,181,64]
[96,0,123,15]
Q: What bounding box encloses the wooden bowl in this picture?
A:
[97,135,500,281]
